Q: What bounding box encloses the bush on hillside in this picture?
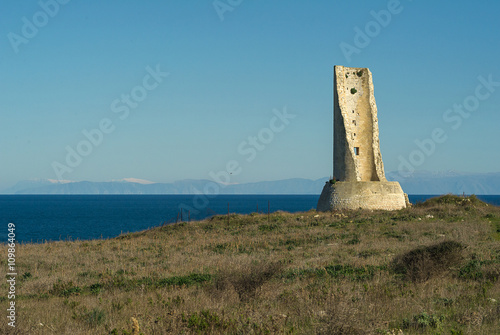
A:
[215,261,282,302]
[392,240,465,282]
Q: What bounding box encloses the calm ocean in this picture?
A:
[1,194,499,243]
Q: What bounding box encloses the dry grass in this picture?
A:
[1,194,499,334]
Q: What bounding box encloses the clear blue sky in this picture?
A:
[1,0,499,189]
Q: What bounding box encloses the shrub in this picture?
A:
[402,311,444,330]
[417,194,487,208]
[392,240,465,282]
[215,261,282,302]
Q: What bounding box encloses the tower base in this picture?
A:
[317,181,408,211]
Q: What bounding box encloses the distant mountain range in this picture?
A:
[387,170,500,195]
[2,171,500,195]
[1,178,326,195]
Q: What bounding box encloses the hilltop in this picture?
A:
[1,195,499,334]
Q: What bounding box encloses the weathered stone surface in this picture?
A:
[318,65,407,211]
[334,66,385,182]
[317,181,407,211]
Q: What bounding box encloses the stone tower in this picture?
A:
[317,65,408,211]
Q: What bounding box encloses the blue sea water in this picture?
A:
[0,194,499,243]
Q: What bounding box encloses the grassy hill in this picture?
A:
[1,195,499,334]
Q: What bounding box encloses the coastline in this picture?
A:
[2,195,499,333]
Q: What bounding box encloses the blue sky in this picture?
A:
[1,0,499,189]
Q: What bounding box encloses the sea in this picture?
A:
[1,194,499,243]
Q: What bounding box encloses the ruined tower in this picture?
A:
[317,65,408,211]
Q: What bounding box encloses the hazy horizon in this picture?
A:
[3,170,500,196]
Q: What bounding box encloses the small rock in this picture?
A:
[314,214,320,218]
[425,214,434,219]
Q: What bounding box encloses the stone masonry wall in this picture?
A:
[333,66,386,182]
[317,181,407,211]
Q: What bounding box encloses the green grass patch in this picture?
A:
[50,280,83,297]
[401,311,444,330]
[258,224,278,232]
[183,310,230,332]
[156,273,212,287]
